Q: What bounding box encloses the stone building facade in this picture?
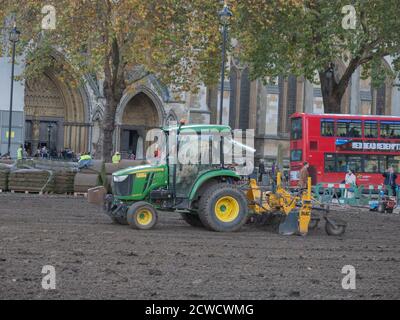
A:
[0,43,399,162]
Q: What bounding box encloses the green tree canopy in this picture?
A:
[235,0,400,113]
[0,0,223,160]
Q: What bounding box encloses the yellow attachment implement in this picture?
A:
[247,172,313,236]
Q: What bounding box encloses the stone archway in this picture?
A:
[24,70,90,156]
[116,92,163,159]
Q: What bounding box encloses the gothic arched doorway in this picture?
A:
[24,71,89,156]
[118,92,161,159]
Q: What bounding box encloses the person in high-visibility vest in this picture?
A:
[17,145,23,161]
[112,152,121,164]
[78,153,93,169]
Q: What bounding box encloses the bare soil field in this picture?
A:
[0,193,399,300]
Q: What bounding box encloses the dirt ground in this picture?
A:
[0,193,399,300]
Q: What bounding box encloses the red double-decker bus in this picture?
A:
[290,113,400,187]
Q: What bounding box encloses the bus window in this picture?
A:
[387,156,400,172]
[364,155,380,173]
[347,155,362,172]
[336,155,347,172]
[291,150,303,162]
[337,120,362,138]
[380,122,400,139]
[321,120,334,137]
[324,154,335,172]
[364,121,378,138]
[291,118,302,140]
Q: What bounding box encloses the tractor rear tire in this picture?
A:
[180,213,204,228]
[198,184,249,232]
[127,202,158,230]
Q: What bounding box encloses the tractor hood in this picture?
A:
[113,164,167,177]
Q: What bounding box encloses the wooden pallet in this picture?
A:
[10,190,44,195]
[74,192,88,198]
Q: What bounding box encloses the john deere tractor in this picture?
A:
[104,124,251,232]
[104,123,346,236]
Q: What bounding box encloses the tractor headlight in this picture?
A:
[113,175,129,183]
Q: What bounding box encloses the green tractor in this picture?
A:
[104,124,252,232]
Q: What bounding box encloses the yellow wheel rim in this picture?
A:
[136,209,153,226]
[215,196,240,223]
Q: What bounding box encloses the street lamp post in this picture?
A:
[47,123,53,157]
[7,25,21,156]
[218,3,232,125]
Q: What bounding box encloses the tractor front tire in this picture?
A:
[198,184,249,232]
[127,202,158,230]
[180,213,204,228]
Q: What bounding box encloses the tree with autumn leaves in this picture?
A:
[0,0,222,160]
[2,0,400,160]
[236,0,400,113]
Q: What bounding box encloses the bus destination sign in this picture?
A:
[336,139,400,152]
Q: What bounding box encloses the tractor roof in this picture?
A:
[163,124,232,133]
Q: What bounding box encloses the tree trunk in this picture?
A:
[319,59,360,114]
[100,38,126,162]
[101,96,118,162]
[319,71,342,114]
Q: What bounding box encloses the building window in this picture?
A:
[321,119,335,137]
[376,85,386,115]
[286,75,297,132]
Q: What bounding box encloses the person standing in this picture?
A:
[112,151,121,164]
[298,162,310,189]
[17,145,23,161]
[345,169,357,198]
[383,166,398,196]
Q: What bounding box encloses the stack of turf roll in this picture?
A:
[74,160,104,194]
[8,169,55,193]
[0,163,11,191]
[33,159,78,194]
[54,171,76,194]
